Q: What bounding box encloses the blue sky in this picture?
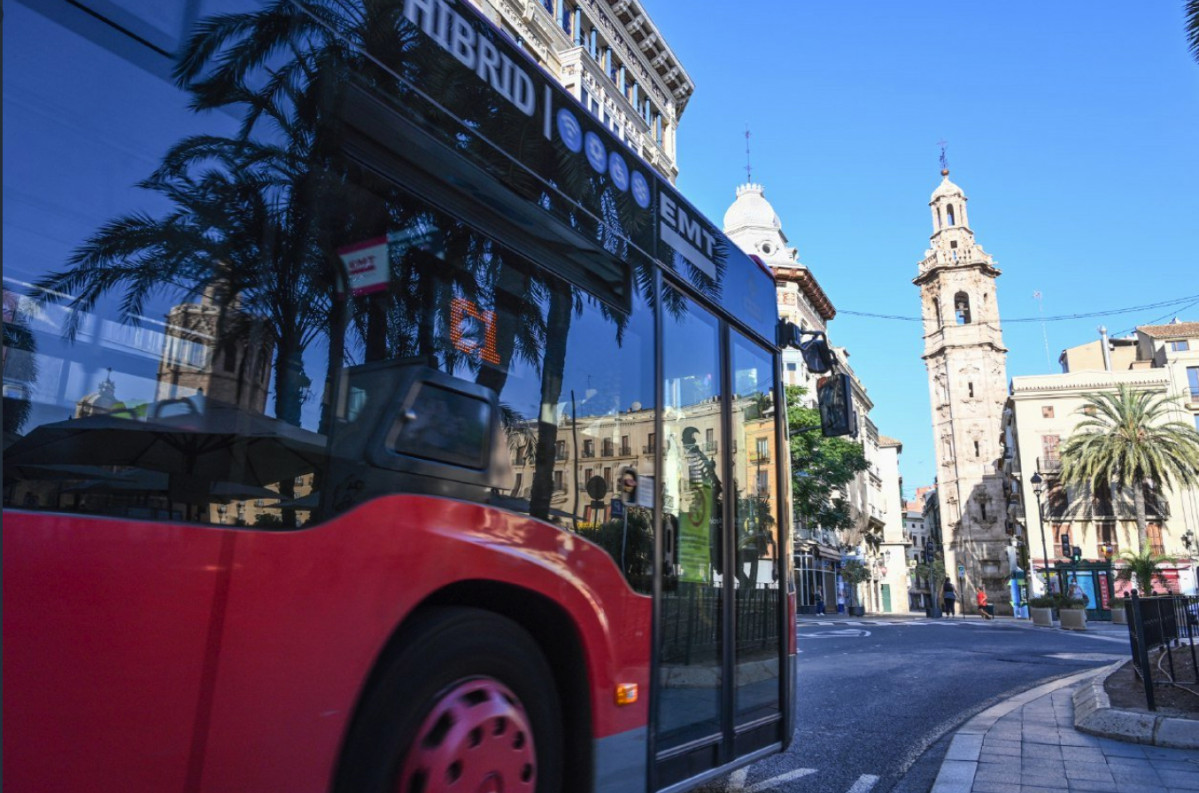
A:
[647,1,1199,494]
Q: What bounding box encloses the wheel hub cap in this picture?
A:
[398,678,536,793]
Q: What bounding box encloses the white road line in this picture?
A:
[845,774,879,793]
[744,768,818,792]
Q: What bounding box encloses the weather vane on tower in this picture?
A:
[938,139,949,174]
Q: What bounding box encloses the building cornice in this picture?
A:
[774,264,836,321]
[1010,370,1170,397]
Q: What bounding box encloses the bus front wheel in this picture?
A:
[338,607,564,793]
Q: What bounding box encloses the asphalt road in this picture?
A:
[693,617,1128,793]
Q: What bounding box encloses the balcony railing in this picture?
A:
[704,441,718,453]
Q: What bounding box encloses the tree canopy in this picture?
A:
[786,385,868,541]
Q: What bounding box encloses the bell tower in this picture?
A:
[914,168,1011,607]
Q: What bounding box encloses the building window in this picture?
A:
[947,204,956,226]
[559,1,573,34]
[973,440,980,457]
[1042,406,1055,418]
[1169,340,1190,352]
[756,470,769,494]
[786,362,797,371]
[1188,366,1199,400]
[583,439,594,458]
[954,292,971,324]
[620,434,630,456]
[967,382,974,398]
[603,466,612,488]
[602,438,614,457]
[931,297,941,327]
[555,440,567,460]
[757,437,769,458]
[1041,435,1060,469]
[553,469,564,491]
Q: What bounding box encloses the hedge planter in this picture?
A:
[848,606,866,617]
[1059,607,1087,631]
[1031,606,1055,627]
[1111,605,1128,625]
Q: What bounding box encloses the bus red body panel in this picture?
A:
[2,497,649,792]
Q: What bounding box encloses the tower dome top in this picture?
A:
[931,170,965,202]
[723,182,781,232]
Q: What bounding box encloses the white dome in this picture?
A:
[723,183,781,233]
[931,170,965,202]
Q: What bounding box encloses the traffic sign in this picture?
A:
[957,564,965,576]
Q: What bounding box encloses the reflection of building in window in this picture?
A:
[155,280,273,413]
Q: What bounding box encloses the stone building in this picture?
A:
[465,0,692,181]
[1002,321,1199,595]
[914,169,1011,611]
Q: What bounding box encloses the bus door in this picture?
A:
[654,290,784,788]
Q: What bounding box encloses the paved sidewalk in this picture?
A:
[930,665,1199,793]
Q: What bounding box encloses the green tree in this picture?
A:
[839,558,870,610]
[786,385,868,537]
[914,556,947,617]
[1059,385,1199,551]
[1114,546,1176,595]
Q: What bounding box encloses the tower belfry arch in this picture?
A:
[914,167,1010,609]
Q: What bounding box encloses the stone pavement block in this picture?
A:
[1060,746,1106,763]
[1158,771,1199,791]
[1021,772,1067,789]
[973,765,1010,782]
[1065,778,1119,793]
[1063,763,1115,782]
[929,759,976,793]
[970,781,1020,793]
[1096,741,1148,758]
[980,743,1023,759]
[1021,744,1064,760]
[945,733,984,761]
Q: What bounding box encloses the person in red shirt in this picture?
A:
[976,589,993,619]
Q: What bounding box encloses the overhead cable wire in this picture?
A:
[836,293,1199,324]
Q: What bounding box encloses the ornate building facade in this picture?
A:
[466,0,692,181]
[914,169,1011,609]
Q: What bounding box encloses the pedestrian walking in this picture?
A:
[814,591,825,615]
[942,579,957,618]
[836,591,845,614]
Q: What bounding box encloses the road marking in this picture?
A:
[846,774,879,793]
[728,767,818,792]
[798,629,871,639]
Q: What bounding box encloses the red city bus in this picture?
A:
[3,1,826,791]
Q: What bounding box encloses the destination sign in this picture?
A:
[344,0,776,341]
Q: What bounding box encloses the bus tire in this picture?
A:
[337,606,564,793]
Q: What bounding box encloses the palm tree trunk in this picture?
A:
[528,284,571,521]
[1133,475,1149,552]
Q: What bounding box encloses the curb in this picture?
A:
[929,665,1118,793]
[1073,664,1199,749]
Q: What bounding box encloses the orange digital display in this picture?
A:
[450,297,500,365]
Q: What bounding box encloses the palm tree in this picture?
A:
[1187,0,1199,64]
[1114,546,1176,595]
[1059,384,1199,551]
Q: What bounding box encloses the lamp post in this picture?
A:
[1183,529,1197,595]
[1030,471,1051,595]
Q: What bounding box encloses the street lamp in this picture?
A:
[1029,471,1051,595]
[1183,529,1197,595]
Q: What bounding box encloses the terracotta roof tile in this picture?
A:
[1137,322,1199,339]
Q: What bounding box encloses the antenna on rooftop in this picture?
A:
[745,124,752,183]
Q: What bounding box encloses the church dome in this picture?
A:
[931,170,965,202]
[75,370,122,417]
[723,183,781,233]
